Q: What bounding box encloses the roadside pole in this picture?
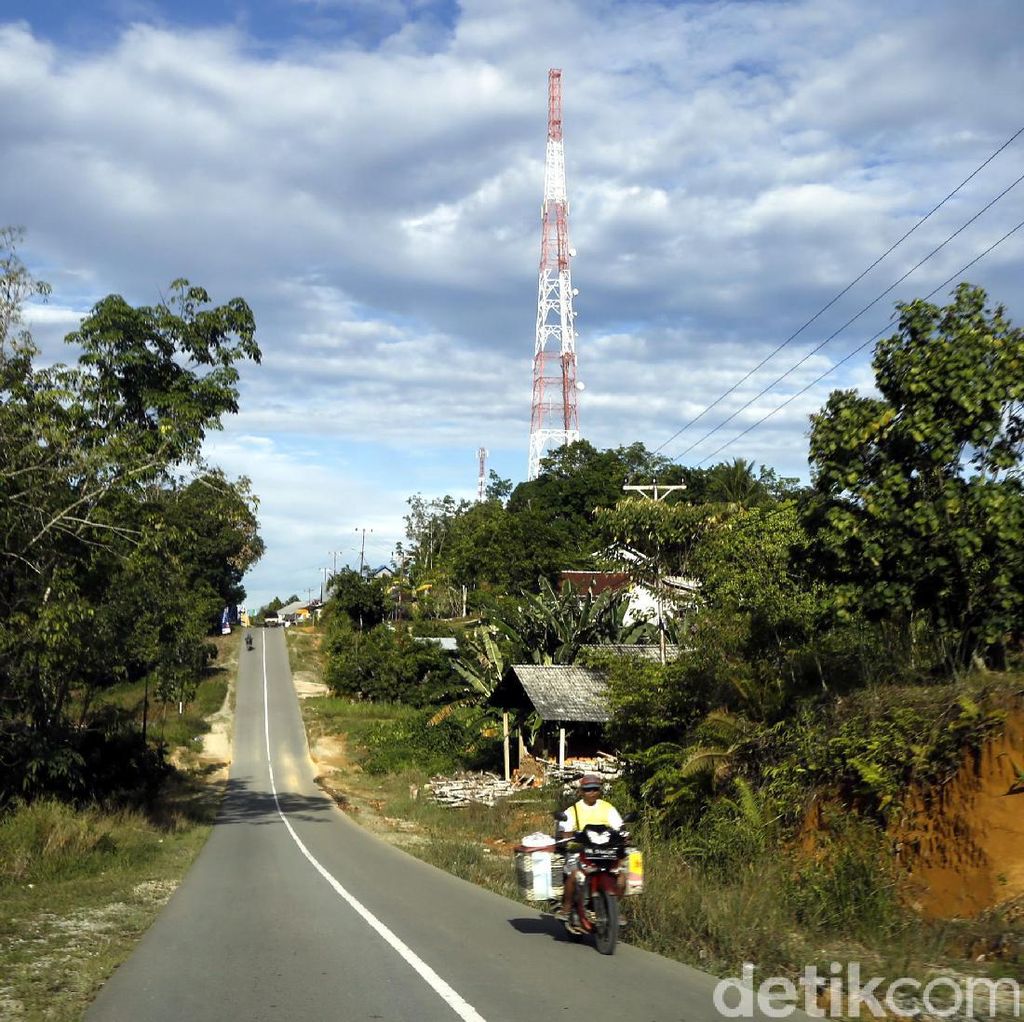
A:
[621,482,687,664]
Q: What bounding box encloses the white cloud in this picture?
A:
[3,0,1023,600]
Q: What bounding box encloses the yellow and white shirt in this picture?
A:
[557,798,623,834]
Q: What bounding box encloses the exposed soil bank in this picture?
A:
[896,709,1024,919]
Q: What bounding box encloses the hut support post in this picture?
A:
[558,726,566,769]
[502,713,510,781]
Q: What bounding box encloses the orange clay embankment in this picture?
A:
[895,709,1024,919]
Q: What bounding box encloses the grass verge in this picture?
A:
[285,625,322,680]
[0,632,239,1020]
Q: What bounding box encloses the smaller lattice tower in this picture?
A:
[476,447,488,502]
[527,68,580,481]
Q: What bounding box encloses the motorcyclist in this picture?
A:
[554,774,626,921]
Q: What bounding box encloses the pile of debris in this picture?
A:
[425,753,623,808]
[537,753,622,788]
[426,771,533,807]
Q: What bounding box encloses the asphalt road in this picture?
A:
[85,627,770,1022]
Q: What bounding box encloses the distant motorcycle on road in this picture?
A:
[245,633,253,651]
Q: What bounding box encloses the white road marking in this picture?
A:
[260,635,487,1022]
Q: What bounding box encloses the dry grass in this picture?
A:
[0,633,239,1020]
[0,789,213,1020]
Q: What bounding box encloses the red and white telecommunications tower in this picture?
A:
[476,447,488,502]
[527,68,580,480]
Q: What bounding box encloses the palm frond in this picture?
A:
[679,746,731,778]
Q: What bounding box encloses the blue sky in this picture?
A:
[1,0,461,52]
[4,0,1024,608]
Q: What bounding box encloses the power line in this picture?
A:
[694,217,1024,466]
[652,125,1024,458]
[673,166,1024,460]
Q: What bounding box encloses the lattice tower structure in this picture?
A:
[527,68,580,480]
[477,447,488,502]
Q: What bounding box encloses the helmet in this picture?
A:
[578,773,602,791]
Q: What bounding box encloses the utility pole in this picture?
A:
[355,527,373,576]
[528,69,580,480]
[622,481,687,664]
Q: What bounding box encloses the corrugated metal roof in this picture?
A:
[415,636,459,652]
[663,575,700,593]
[510,665,610,723]
[559,571,631,595]
[580,644,683,661]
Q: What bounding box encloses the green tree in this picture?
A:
[441,500,565,592]
[805,283,1024,670]
[327,568,389,628]
[0,230,262,803]
[403,493,471,577]
[160,471,264,619]
[0,226,51,347]
[463,578,644,669]
[702,458,797,507]
[325,621,457,705]
[595,496,730,587]
[484,470,513,503]
[67,280,260,466]
[505,441,689,571]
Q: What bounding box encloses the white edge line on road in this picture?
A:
[261,634,487,1022]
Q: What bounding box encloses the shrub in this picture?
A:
[325,623,462,706]
[0,799,160,886]
[0,713,170,810]
[784,811,901,938]
[359,708,501,775]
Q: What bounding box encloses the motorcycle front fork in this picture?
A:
[571,870,606,929]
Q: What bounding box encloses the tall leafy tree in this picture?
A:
[440,500,565,591]
[161,470,265,616]
[327,568,389,628]
[0,229,263,802]
[805,283,1024,670]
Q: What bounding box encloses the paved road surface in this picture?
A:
[86,628,761,1022]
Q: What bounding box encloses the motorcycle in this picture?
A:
[245,634,253,651]
[551,810,636,955]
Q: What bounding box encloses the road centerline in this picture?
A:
[260,633,488,1022]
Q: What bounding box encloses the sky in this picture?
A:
[4,0,1024,610]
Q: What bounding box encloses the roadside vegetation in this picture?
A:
[298,643,1023,997]
[298,281,1024,1004]
[0,229,264,1018]
[0,635,239,1020]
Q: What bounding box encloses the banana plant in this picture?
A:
[451,624,507,698]
[491,578,644,665]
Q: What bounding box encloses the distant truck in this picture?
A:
[263,615,281,627]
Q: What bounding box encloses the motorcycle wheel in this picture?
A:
[592,890,619,955]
